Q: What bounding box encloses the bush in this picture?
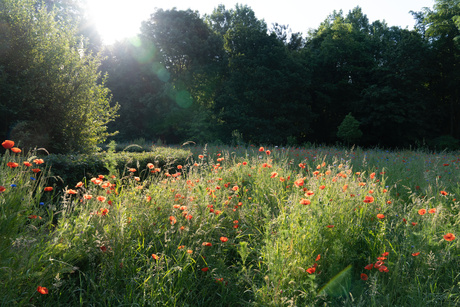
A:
[429,135,460,151]
[337,113,362,145]
[44,147,191,187]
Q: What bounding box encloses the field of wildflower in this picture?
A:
[1,139,459,306]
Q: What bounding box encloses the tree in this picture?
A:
[415,0,460,139]
[305,7,435,147]
[0,0,118,153]
[37,0,102,52]
[337,113,362,145]
[209,5,315,144]
[357,25,434,146]
[139,8,225,143]
[305,8,374,143]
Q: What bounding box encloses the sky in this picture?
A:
[86,0,436,45]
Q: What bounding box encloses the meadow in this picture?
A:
[1,140,459,306]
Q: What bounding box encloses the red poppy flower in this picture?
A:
[374,261,383,269]
[33,159,44,165]
[444,233,456,241]
[306,267,316,274]
[440,191,448,196]
[266,150,271,155]
[232,186,239,191]
[201,267,209,272]
[202,242,212,246]
[376,214,385,219]
[215,277,225,284]
[0,186,5,193]
[84,194,92,200]
[315,254,321,261]
[364,264,373,270]
[7,162,19,168]
[360,273,368,281]
[319,185,325,190]
[378,265,389,272]
[32,168,41,173]
[428,208,436,214]
[411,222,417,226]
[2,140,14,149]
[381,252,389,257]
[259,147,264,152]
[129,168,136,172]
[363,196,374,203]
[44,187,53,192]
[97,196,106,202]
[91,178,102,185]
[11,147,21,153]
[23,161,32,167]
[100,246,107,252]
[177,165,182,169]
[300,198,311,205]
[412,252,420,256]
[418,209,426,216]
[326,225,334,228]
[152,254,159,260]
[220,237,228,243]
[75,181,84,188]
[67,189,77,194]
[169,216,177,225]
[294,178,304,187]
[270,172,278,178]
[99,208,109,216]
[37,286,48,294]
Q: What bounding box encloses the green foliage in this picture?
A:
[1,141,460,305]
[44,147,191,188]
[429,135,460,151]
[417,0,460,140]
[337,112,363,144]
[96,2,459,149]
[0,0,118,153]
[210,5,315,144]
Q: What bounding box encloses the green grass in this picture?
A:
[1,142,459,306]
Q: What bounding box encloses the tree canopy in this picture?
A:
[0,0,117,153]
[3,0,460,150]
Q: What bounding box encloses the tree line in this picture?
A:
[1,0,460,152]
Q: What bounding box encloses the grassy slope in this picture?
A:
[1,144,459,306]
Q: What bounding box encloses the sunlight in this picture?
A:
[86,0,158,45]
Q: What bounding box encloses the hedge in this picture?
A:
[43,146,192,188]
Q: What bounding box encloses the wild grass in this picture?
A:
[1,142,459,306]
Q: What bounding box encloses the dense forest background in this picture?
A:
[1,0,460,153]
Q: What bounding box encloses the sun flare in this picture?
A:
[86,0,158,45]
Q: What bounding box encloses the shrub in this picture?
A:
[44,147,191,187]
[337,113,363,145]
